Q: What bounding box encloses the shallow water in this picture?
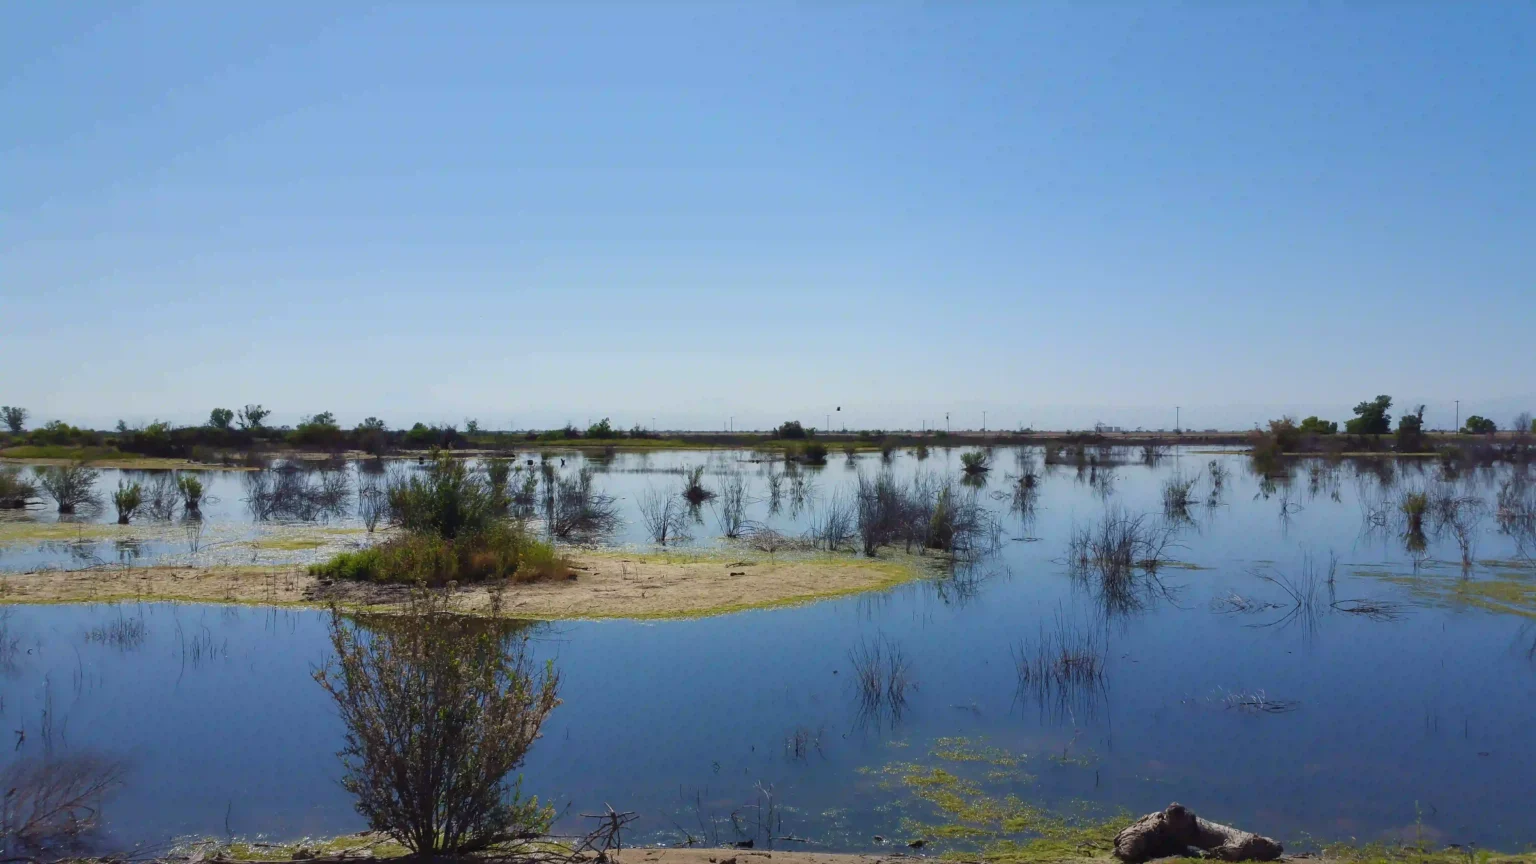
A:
[2,448,1535,853]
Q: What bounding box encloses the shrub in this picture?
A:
[547,468,622,542]
[208,408,235,430]
[310,525,567,585]
[960,451,991,474]
[111,480,144,524]
[681,465,713,505]
[1161,471,1199,516]
[37,463,100,514]
[801,442,829,465]
[387,458,496,540]
[0,466,39,508]
[1462,415,1497,435]
[177,474,206,513]
[313,589,560,854]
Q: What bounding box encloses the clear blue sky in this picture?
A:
[4,2,1533,432]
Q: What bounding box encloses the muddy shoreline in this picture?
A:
[0,549,941,619]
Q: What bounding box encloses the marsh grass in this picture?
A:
[809,490,856,551]
[1161,470,1200,517]
[848,634,914,718]
[1066,508,1179,615]
[710,472,751,539]
[1013,609,1107,722]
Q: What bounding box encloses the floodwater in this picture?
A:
[2,448,1535,854]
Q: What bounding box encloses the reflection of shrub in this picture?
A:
[802,442,828,465]
[310,525,566,585]
[314,589,560,854]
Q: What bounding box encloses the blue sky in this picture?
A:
[3,2,1533,432]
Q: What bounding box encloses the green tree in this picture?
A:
[238,404,271,430]
[1462,415,1497,435]
[585,417,617,439]
[1345,395,1393,435]
[1297,416,1338,435]
[0,406,27,433]
[208,407,235,430]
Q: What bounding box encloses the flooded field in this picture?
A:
[3,447,1535,854]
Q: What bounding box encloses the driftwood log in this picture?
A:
[1113,803,1283,863]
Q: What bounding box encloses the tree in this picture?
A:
[1515,412,1533,435]
[1462,415,1497,435]
[313,591,560,854]
[208,407,235,430]
[238,404,271,430]
[775,420,807,439]
[1,406,27,433]
[1297,416,1338,435]
[464,419,481,435]
[356,417,389,456]
[1345,395,1392,436]
[585,417,617,439]
[1395,405,1427,452]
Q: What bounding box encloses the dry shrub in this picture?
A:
[314,590,560,854]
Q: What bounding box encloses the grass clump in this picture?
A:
[310,525,567,586]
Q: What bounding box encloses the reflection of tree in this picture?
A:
[314,592,560,854]
[1,753,125,859]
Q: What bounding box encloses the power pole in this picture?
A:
[946,413,950,434]
[1455,400,1460,432]
[982,410,987,432]
[1175,406,1180,433]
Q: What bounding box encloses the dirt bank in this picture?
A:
[0,549,940,618]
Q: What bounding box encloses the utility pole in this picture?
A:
[982,410,987,432]
[946,413,950,434]
[1176,406,1181,434]
[1455,400,1460,432]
